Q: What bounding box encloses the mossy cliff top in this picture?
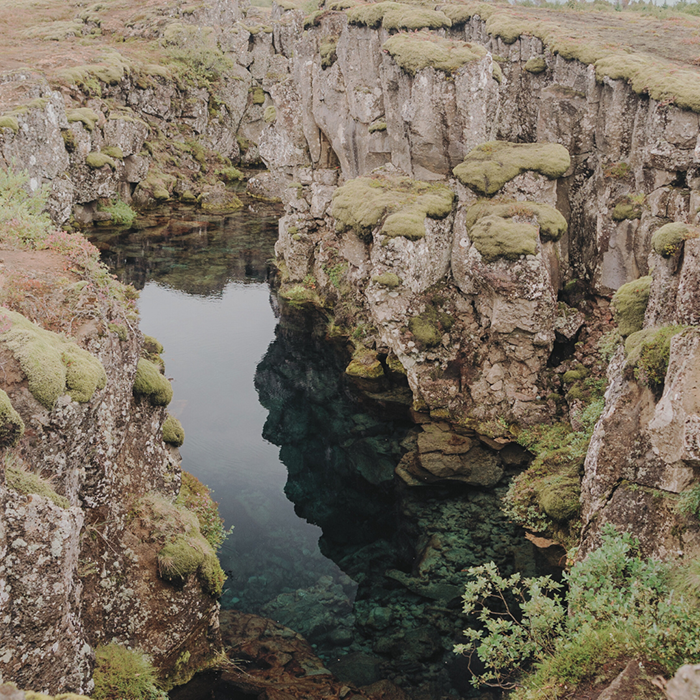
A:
[454,141,570,196]
[331,172,454,242]
[466,199,567,242]
[383,32,488,77]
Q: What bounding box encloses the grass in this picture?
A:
[0,388,24,448]
[92,645,167,700]
[175,471,230,551]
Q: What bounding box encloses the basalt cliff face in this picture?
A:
[3,0,700,694]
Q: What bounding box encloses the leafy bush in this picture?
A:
[455,525,700,697]
[93,644,167,700]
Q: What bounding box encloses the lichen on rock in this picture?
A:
[453,141,571,196]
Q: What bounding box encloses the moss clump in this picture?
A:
[347,1,401,28]
[93,644,166,700]
[215,166,243,183]
[332,173,454,242]
[320,38,338,69]
[143,335,164,355]
[626,325,686,388]
[345,347,384,379]
[469,215,538,263]
[369,121,387,133]
[465,199,567,242]
[439,4,476,25]
[5,458,70,509]
[250,86,265,105]
[66,108,100,132]
[372,271,401,288]
[382,6,452,30]
[383,33,487,77]
[101,145,124,159]
[409,311,442,347]
[158,534,224,596]
[611,276,652,337]
[562,365,589,384]
[1,310,106,409]
[163,414,185,447]
[0,115,19,133]
[612,202,642,221]
[537,475,581,523]
[61,129,77,152]
[524,56,547,73]
[386,353,406,375]
[0,389,24,448]
[263,105,277,123]
[176,471,230,551]
[133,358,173,406]
[651,222,699,257]
[86,152,116,169]
[107,323,128,341]
[453,141,571,196]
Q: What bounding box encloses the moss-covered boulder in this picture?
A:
[409,312,442,347]
[0,310,107,409]
[382,6,452,31]
[611,276,652,337]
[331,173,454,242]
[537,475,580,523]
[651,222,699,258]
[466,199,567,242]
[372,271,402,288]
[345,347,384,379]
[133,358,173,406]
[162,414,185,447]
[524,56,547,74]
[453,141,571,196]
[382,32,487,77]
[0,389,24,447]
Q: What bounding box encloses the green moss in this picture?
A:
[562,366,589,384]
[320,38,338,69]
[372,271,401,288]
[133,358,173,406]
[0,390,24,447]
[107,323,128,341]
[345,347,384,379]
[163,414,185,447]
[93,644,166,700]
[382,6,452,30]
[263,105,277,123]
[153,187,170,201]
[537,475,580,522]
[86,152,116,169]
[626,325,686,388]
[0,116,19,133]
[466,199,567,242]
[386,353,406,375]
[1,310,106,409]
[250,86,265,105]
[176,471,230,551]
[101,145,124,159]
[215,166,243,183]
[651,222,698,257]
[61,129,77,152]
[383,33,487,77]
[143,335,164,355]
[369,121,387,133]
[332,173,454,242]
[158,534,223,595]
[454,141,571,196]
[439,4,476,25]
[347,1,401,27]
[6,460,70,509]
[66,107,100,132]
[611,276,652,337]
[524,56,547,74]
[492,62,503,84]
[469,215,538,262]
[409,311,442,347]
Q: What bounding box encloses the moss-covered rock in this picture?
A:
[611,276,652,337]
[468,215,538,262]
[92,644,166,700]
[386,353,406,375]
[331,173,454,241]
[382,6,452,30]
[101,145,124,160]
[625,325,686,388]
[133,358,173,406]
[320,38,338,69]
[612,201,642,221]
[163,414,185,447]
[0,389,24,448]
[524,56,547,74]
[345,347,385,379]
[66,107,99,131]
[5,459,70,509]
[562,365,589,384]
[651,222,699,257]
[465,199,567,242]
[453,141,571,196]
[537,475,580,523]
[158,534,223,596]
[0,115,19,133]
[409,312,442,347]
[86,152,116,169]
[382,33,487,77]
[250,86,265,105]
[368,121,387,134]
[263,105,277,123]
[1,310,106,409]
[372,271,402,288]
[347,1,401,27]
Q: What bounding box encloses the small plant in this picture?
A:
[101,198,137,227]
[92,644,167,700]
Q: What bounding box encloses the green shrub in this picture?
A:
[651,222,698,257]
[0,389,24,447]
[133,358,173,406]
[611,276,652,337]
[92,644,167,700]
[453,141,570,196]
[162,414,185,447]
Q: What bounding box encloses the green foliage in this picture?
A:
[176,471,231,551]
[677,484,700,518]
[1,309,107,409]
[382,33,487,77]
[626,325,686,388]
[469,215,538,262]
[652,222,698,257]
[101,198,137,227]
[457,525,700,695]
[0,389,24,447]
[162,414,185,447]
[320,38,338,69]
[611,275,652,337]
[454,141,571,196]
[5,454,69,509]
[86,152,116,169]
[133,358,173,406]
[524,56,547,73]
[562,365,588,383]
[93,644,167,700]
[0,167,53,244]
[66,108,100,131]
[332,173,454,242]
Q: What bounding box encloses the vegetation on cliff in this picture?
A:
[652,222,699,257]
[611,276,652,337]
[92,645,167,700]
[0,389,25,448]
[466,200,567,242]
[133,358,174,407]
